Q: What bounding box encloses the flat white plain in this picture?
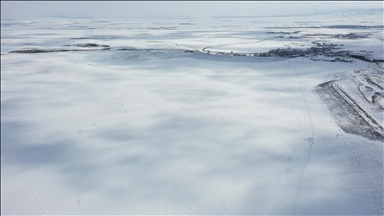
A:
[1,12,383,215]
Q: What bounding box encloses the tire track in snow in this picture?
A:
[288,63,315,216]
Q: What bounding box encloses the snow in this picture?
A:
[1,12,383,215]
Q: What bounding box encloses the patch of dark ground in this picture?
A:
[315,81,384,142]
[331,32,371,39]
[9,48,79,53]
[265,25,384,29]
[63,43,110,48]
[326,25,384,29]
[70,36,121,40]
[9,44,111,53]
[117,47,141,51]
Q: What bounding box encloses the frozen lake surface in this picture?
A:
[1,12,383,215]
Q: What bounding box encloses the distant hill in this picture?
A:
[213,8,383,19]
[307,8,383,18]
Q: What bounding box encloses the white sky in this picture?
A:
[1,1,383,19]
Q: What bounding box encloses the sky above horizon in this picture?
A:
[1,1,383,19]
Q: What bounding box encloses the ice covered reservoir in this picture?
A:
[1,9,383,215]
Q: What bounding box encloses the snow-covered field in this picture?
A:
[1,11,383,215]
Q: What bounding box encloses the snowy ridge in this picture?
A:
[332,80,384,137]
[213,8,384,19]
[309,8,383,18]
